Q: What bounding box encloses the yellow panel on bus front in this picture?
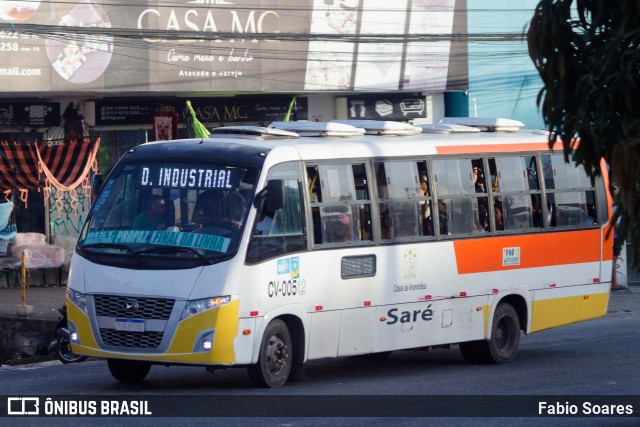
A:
[68,299,239,365]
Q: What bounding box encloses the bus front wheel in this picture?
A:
[460,303,520,364]
[248,319,292,388]
[107,359,151,383]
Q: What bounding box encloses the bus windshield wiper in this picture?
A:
[134,246,206,259]
[82,243,133,253]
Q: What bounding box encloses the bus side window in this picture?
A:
[374,160,429,240]
[490,155,543,231]
[309,162,373,246]
[432,158,487,236]
[246,162,307,264]
[542,154,596,228]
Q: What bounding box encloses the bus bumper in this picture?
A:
[67,299,239,365]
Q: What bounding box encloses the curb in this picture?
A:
[4,354,56,366]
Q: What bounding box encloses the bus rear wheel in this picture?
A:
[107,359,151,383]
[248,319,292,388]
[460,303,520,364]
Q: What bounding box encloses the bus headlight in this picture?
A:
[67,289,88,314]
[181,296,231,320]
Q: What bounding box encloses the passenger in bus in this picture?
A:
[473,166,486,193]
[456,207,484,234]
[255,210,276,235]
[531,196,544,227]
[472,167,489,229]
[329,220,353,242]
[193,190,246,230]
[416,174,434,236]
[494,202,505,231]
[426,200,449,235]
[419,173,428,197]
[419,173,430,217]
[192,190,222,227]
[220,190,246,229]
[132,195,167,230]
[377,177,394,239]
[380,204,394,239]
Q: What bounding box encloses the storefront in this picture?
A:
[0,0,469,238]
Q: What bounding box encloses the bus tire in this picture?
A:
[459,303,520,364]
[248,319,292,388]
[107,359,151,383]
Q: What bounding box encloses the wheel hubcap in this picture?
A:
[265,334,288,375]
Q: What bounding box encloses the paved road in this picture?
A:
[0,287,638,426]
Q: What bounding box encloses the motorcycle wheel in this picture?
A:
[57,337,88,364]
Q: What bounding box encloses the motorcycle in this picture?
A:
[49,305,88,364]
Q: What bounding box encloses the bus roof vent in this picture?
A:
[330,120,421,136]
[269,121,365,137]
[440,117,525,132]
[210,126,299,140]
[417,123,481,134]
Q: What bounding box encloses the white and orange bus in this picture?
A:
[67,118,613,387]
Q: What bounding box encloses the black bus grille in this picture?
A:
[99,329,164,349]
[94,295,175,319]
[94,295,175,349]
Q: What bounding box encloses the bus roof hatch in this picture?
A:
[330,120,421,136]
[269,121,366,137]
[440,117,525,132]
[210,126,299,140]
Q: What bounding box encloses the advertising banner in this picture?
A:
[95,96,308,126]
[0,1,468,93]
[345,94,426,120]
[0,102,59,126]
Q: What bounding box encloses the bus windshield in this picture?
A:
[79,161,257,259]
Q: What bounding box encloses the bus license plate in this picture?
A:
[114,318,145,332]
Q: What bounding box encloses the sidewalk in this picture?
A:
[0,285,67,320]
[0,285,67,364]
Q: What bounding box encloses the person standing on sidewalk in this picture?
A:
[611,189,628,290]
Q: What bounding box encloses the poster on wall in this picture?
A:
[153,111,178,140]
[0,0,468,93]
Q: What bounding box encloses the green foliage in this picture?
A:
[185,100,211,139]
[96,144,111,176]
[528,0,640,267]
[283,96,297,122]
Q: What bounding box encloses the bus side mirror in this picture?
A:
[253,179,284,211]
[91,173,103,199]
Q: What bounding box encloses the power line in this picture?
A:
[3,22,526,43]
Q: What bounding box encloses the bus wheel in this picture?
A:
[459,303,520,364]
[248,319,292,388]
[107,359,151,383]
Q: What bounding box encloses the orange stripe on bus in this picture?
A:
[436,142,560,154]
[453,230,602,274]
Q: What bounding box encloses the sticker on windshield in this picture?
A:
[84,230,230,253]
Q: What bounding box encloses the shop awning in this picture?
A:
[0,136,100,194]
